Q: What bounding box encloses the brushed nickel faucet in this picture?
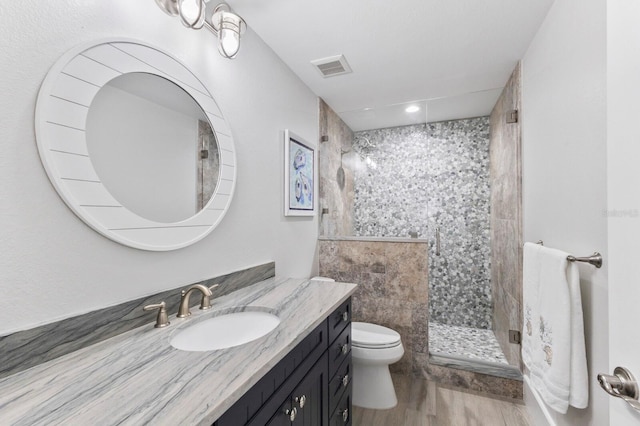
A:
[177,284,220,318]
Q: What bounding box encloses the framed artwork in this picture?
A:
[284,130,315,216]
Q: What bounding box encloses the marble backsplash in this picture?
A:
[352,118,492,329]
[0,262,275,379]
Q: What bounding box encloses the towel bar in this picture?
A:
[567,253,603,268]
[533,241,603,268]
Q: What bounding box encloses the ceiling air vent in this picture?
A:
[310,55,352,78]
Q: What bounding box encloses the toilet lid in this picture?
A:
[351,322,401,349]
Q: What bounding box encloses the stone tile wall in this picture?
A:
[318,99,354,236]
[489,63,523,367]
[318,239,429,375]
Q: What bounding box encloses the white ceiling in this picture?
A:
[226,0,554,131]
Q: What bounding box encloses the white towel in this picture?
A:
[523,243,589,413]
[522,242,542,370]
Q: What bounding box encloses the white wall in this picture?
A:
[521,0,608,424]
[0,1,319,334]
[87,85,198,223]
[607,2,640,425]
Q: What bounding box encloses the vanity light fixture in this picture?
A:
[154,0,246,59]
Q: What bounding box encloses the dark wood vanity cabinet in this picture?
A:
[214,298,352,426]
[262,353,327,426]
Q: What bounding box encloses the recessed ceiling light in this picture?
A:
[405,105,420,113]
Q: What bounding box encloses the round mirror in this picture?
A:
[86,72,220,223]
[35,40,237,251]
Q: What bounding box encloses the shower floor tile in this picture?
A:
[429,322,509,365]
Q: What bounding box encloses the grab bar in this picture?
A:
[534,241,602,268]
[436,226,441,256]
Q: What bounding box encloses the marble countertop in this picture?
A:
[0,277,357,426]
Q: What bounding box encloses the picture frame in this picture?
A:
[284,130,316,216]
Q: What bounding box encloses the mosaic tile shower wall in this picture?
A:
[353,118,492,329]
[427,118,491,329]
[352,125,429,237]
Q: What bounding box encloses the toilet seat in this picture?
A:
[352,322,401,349]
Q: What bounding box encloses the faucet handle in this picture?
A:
[198,284,220,311]
[143,301,170,328]
[201,284,219,310]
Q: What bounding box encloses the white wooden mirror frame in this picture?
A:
[35,39,236,251]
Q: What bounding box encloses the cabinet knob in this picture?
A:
[342,311,349,322]
[295,394,306,408]
[284,407,297,421]
[342,408,349,423]
[342,374,349,388]
[341,343,349,355]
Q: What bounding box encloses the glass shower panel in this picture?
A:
[425,118,508,365]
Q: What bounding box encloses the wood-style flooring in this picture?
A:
[352,374,531,426]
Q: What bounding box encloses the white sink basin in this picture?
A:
[170,310,280,352]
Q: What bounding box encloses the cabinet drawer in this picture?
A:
[329,384,352,426]
[328,324,351,379]
[328,356,351,416]
[328,298,351,344]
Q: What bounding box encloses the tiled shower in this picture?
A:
[318,65,523,398]
[350,119,510,364]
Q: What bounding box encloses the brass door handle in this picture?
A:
[598,367,640,411]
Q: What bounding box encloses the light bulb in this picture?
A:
[177,0,203,28]
[155,0,179,16]
[219,27,240,58]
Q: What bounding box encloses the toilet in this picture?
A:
[351,322,404,409]
[311,276,405,410]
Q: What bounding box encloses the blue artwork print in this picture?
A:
[289,139,314,210]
